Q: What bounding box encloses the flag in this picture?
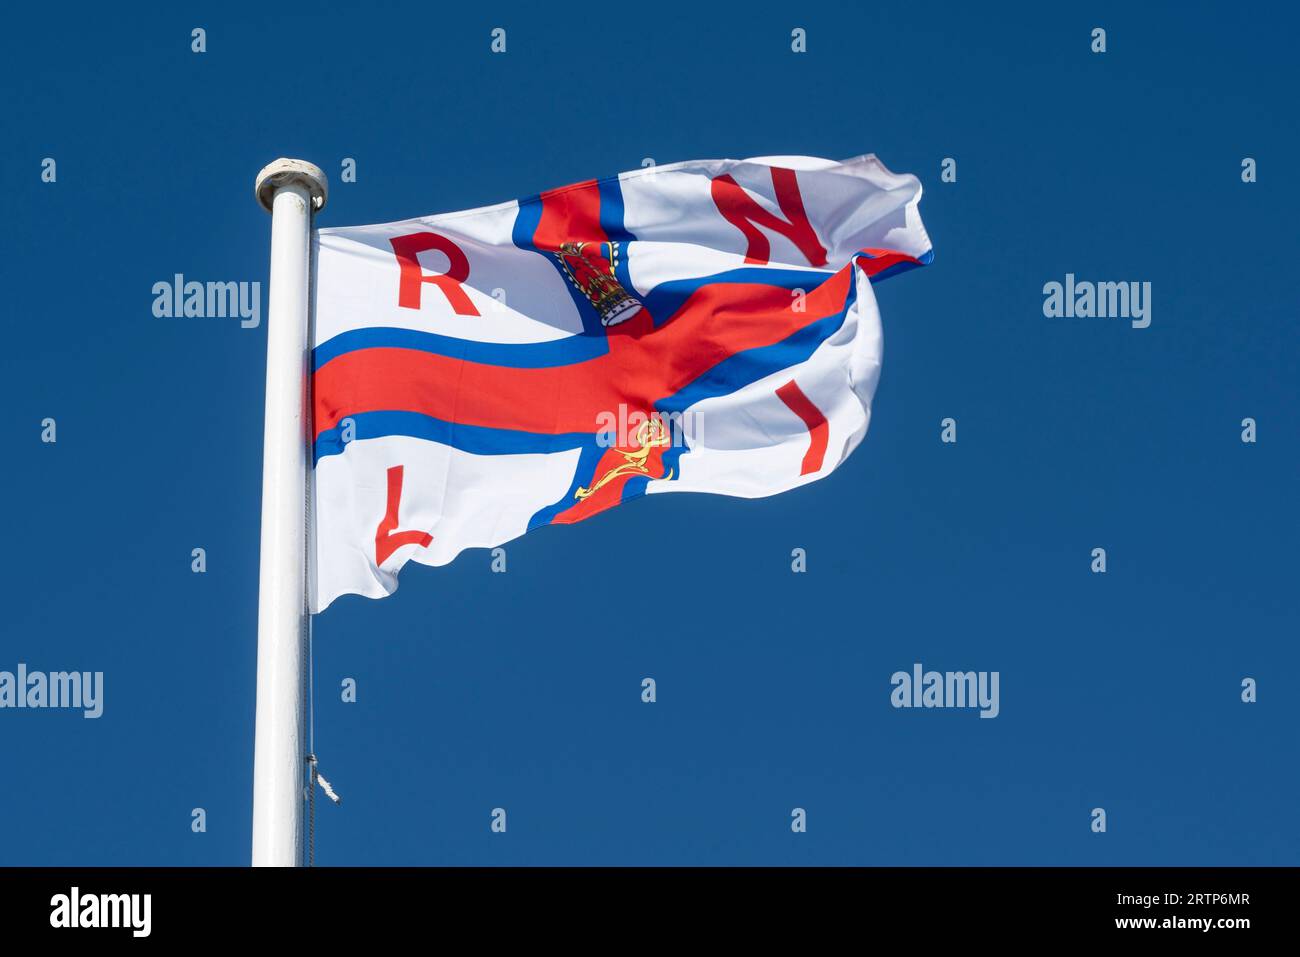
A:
[310,154,932,611]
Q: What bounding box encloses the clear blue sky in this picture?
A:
[1,1,1296,865]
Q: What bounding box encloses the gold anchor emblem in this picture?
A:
[575,418,675,500]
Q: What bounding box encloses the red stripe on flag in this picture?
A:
[856,248,922,276]
[313,270,855,440]
[775,380,828,475]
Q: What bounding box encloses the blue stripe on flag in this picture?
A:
[313,410,592,464]
[313,326,608,371]
[641,266,836,328]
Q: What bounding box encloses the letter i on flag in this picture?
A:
[309,154,932,611]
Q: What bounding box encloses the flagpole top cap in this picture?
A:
[255,158,328,213]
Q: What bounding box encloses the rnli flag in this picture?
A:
[310,154,932,611]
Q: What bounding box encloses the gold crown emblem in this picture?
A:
[554,241,642,327]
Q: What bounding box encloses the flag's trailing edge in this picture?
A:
[309,154,932,612]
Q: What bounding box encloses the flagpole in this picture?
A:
[251,159,327,867]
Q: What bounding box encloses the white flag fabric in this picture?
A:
[310,154,932,611]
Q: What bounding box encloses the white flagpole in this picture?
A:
[251,159,328,867]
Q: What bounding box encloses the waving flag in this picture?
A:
[310,154,932,611]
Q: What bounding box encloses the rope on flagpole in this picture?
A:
[301,232,341,866]
[305,751,341,867]
[306,753,315,867]
[302,163,322,869]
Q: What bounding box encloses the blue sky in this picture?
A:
[1,1,1296,865]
